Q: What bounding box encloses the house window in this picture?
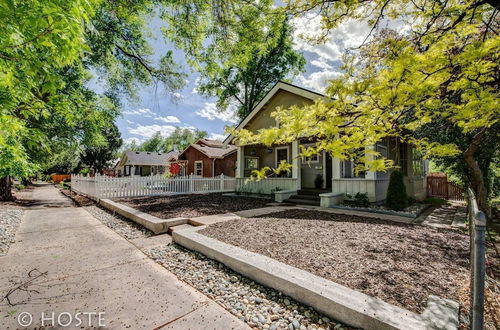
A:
[376,144,388,179]
[341,160,365,178]
[194,161,203,176]
[244,157,259,170]
[275,147,289,167]
[412,149,424,178]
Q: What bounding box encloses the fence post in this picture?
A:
[189,174,194,193]
[468,188,487,330]
[220,174,224,191]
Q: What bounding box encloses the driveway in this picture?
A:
[0,184,248,329]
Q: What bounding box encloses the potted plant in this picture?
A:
[314,174,324,189]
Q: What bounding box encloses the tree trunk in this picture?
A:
[463,128,490,217]
[0,176,14,201]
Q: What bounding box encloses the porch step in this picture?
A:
[284,198,321,206]
[288,194,320,201]
[297,189,329,196]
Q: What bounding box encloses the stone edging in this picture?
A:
[99,199,188,234]
[173,226,459,330]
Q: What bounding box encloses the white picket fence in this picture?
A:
[71,174,236,199]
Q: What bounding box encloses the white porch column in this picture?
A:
[236,145,245,178]
[291,140,300,190]
[365,145,376,180]
[332,157,341,179]
[131,166,135,176]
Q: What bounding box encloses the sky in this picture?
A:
[105,13,373,146]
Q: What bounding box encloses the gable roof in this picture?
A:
[196,138,225,148]
[178,142,237,160]
[223,81,328,144]
[118,151,176,166]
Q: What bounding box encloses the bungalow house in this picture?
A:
[172,139,237,177]
[115,150,179,176]
[224,81,427,205]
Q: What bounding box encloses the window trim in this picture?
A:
[274,146,290,167]
[244,156,259,170]
[194,160,203,176]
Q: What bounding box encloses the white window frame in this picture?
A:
[274,146,290,167]
[301,143,319,164]
[194,161,203,176]
[244,156,259,170]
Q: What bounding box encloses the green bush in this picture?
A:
[386,170,409,211]
[15,184,26,191]
[353,192,370,207]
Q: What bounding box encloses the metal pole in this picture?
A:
[468,188,487,330]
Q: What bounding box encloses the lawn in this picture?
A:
[200,209,469,314]
[114,193,271,219]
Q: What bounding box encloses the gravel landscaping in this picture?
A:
[146,244,353,330]
[200,209,469,314]
[0,208,24,256]
[114,193,271,219]
[85,205,152,239]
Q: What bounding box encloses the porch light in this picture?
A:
[267,148,273,153]
[250,149,256,156]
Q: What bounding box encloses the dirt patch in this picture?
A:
[114,193,271,219]
[0,186,35,209]
[200,209,469,314]
[59,189,95,206]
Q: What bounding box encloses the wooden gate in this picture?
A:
[426,173,465,201]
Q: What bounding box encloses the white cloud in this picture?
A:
[126,119,135,124]
[207,133,226,141]
[128,124,177,138]
[123,108,155,118]
[154,115,181,123]
[195,102,238,124]
[297,71,342,93]
[123,137,143,145]
[310,59,333,70]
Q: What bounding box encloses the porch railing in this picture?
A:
[236,177,298,194]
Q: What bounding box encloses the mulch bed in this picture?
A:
[200,209,470,314]
[59,189,95,207]
[114,193,271,219]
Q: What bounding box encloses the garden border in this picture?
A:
[172,225,459,330]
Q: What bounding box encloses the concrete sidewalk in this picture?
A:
[0,185,247,329]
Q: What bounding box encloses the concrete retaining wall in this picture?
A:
[99,199,188,234]
[173,227,458,330]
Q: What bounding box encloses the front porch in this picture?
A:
[235,139,427,205]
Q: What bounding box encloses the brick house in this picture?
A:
[173,139,237,177]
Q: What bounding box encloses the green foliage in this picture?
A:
[15,184,26,191]
[353,193,370,208]
[127,128,208,153]
[386,171,409,211]
[233,0,498,212]
[164,0,305,118]
[422,197,449,206]
[80,122,123,172]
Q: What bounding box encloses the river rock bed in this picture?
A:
[146,244,352,330]
[0,208,24,256]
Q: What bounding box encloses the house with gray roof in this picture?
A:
[115,150,179,176]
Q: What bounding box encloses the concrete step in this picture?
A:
[167,224,197,235]
[284,198,321,206]
[297,189,329,196]
[290,194,320,201]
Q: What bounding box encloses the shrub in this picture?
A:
[353,192,370,207]
[15,184,25,191]
[386,170,409,211]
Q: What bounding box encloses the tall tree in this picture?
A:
[0,0,186,200]
[126,128,208,153]
[235,0,499,213]
[80,122,123,173]
[163,0,305,118]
